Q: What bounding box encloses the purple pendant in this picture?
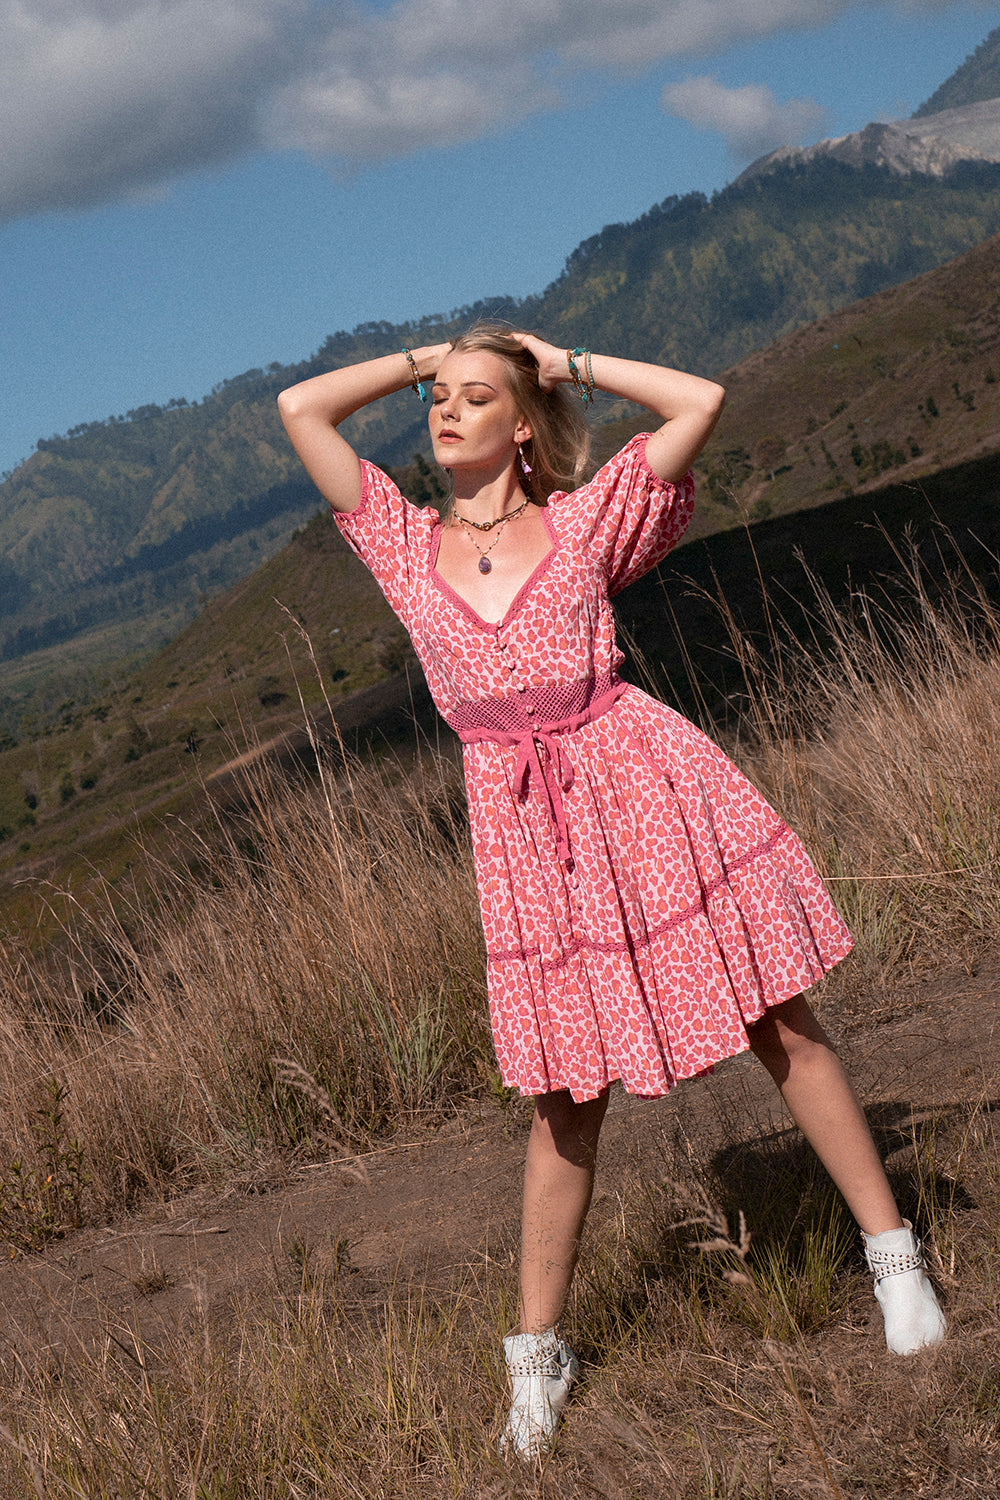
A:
[478,557,492,573]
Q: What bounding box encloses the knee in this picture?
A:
[532,1088,609,1166]
[747,995,834,1076]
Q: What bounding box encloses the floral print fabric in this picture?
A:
[334,436,852,1101]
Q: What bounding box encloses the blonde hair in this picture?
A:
[443,324,591,508]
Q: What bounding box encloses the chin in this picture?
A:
[436,452,468,472]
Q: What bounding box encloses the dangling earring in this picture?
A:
[518,442,532,476]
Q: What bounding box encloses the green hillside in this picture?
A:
[688,226,1000,535]
[0,507,422,931]
[914,24,1000,116]
[537,160,1000,372]
[4,157,1000,735]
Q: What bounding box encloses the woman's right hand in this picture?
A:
[510,332,570,392]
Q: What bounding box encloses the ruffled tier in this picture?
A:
[465,687,852,1102]
[487,827,851,1100]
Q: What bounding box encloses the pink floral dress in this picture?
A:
[335,435,852,1102]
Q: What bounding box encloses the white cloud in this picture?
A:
[0,0,974,222]
[0,0,308,219]
[662,75,830,159]
[265,5,550,162]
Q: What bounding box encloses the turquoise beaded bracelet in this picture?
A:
[567,347,595,405]
[401,347,427,402]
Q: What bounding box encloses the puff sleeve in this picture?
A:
[552,434,694,596]
[332,461,437,630]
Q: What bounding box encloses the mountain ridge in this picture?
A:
[4,33,1000,731]
[736,99,1000,186]
[914,22,1000,116]
[736,24,1000,185]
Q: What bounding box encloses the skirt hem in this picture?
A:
[499,933,853,1103]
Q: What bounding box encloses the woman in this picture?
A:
[278,328,945,1460]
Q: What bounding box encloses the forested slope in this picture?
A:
[4,156,1000,732]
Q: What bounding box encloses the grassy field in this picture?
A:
[0,539,999,1494]
[0,509,421,936]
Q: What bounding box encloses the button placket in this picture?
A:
[495,630,520,683]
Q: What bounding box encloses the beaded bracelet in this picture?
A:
[566,347,595,405]
[401,347,427,402]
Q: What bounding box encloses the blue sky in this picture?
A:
[0,0,994,479]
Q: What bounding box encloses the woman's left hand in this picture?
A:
[510,332,569,392]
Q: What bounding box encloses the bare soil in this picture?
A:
[2,955,995,1377]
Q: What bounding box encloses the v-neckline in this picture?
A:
[429,507,559,631]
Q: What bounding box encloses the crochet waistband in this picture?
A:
[445,675,628,862]
[445,673,626,739]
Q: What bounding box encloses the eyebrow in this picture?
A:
[431,379,498,393]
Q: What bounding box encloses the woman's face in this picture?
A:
[429,349,530,475]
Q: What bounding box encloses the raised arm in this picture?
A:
[514,335,725,485]
[277,343,452,512]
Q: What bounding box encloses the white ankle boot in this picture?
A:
[862,1220,947,1355]
[500,1328,578,1460]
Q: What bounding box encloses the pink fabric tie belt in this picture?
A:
[446,674,628,863]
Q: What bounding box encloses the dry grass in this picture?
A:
[1,1093,997,1498]
[690,534,1000,993]
[0,738,490,1226]
[1,548,1000,1493]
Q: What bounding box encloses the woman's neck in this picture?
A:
[450,468,527,525]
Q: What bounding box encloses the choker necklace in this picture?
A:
[453,498,528,574]
[452,497,529,532]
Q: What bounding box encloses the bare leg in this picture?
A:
[746,993,902,1235]
[518,1087,610,1333]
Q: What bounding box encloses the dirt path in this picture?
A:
[2,954,997,1366]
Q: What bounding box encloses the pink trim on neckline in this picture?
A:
[429,507,559,632]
